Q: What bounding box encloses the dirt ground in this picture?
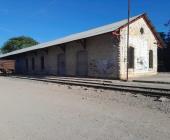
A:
[0,77,170,140]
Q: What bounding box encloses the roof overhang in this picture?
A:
[0,13,164,59]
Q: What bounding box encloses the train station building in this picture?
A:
[0,13,163,80]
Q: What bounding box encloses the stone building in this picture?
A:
[0,13,163,80]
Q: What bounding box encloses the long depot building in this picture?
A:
[0,13,163,80]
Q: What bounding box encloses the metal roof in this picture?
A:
[0,14,143,58]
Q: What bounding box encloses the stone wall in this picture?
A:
[87,33,119,78]
[16,33,120,79]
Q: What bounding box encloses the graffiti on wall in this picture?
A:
[130,37,149,71]
[89,58,115,75]
[136,57,148,70]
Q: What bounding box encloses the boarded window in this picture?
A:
[25,58,28,72]
[149,50,153,68]
[128,47,134,69]
[40,56,45,70]
[31,57,35,71]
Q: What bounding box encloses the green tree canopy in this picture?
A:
[164,20,170,45]
[1,36,39,54]
[158,20,170,72]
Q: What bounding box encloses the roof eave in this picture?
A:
[142,13,165,48]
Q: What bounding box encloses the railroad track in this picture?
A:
[4,75,170,97]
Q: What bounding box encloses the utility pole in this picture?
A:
[126,0,130,81]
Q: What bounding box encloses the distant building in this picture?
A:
[0,13,163,80]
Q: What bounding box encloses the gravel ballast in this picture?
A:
[0,77,170,140]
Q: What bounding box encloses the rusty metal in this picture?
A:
[0,60,15,74]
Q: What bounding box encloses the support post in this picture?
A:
[126,0,130,81]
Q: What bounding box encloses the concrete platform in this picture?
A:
[3,75,170,96]
[132,73,170,84]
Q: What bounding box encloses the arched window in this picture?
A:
[149,50,153,68]
[128,47,134,69]
[140,27,144,35]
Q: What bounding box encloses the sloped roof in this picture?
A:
[0,13,162,58]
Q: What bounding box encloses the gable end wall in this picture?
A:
[119,17,158,80]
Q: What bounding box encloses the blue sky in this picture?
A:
[0,0,170,46]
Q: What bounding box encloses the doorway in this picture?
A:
[149,50,153,69]
[76,51,88,76]
[128,46,135,69]
[58,53,66,76]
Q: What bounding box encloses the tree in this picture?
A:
[164,20,170,45]
[158,20,170,72]
[1,36,39,54]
